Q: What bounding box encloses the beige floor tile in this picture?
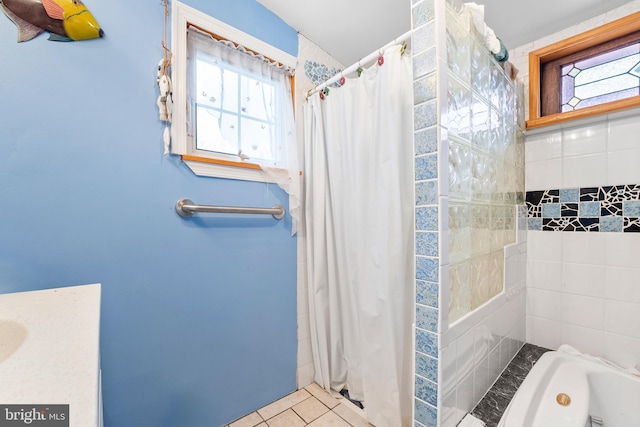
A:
[332,403,372,427]
[257,389,311,420]
[265,409,306,427]
[305,383,340,409]
[292,396,330,423]
[227,412,264,427]
[255,424,267,427]
[306,411,352,427]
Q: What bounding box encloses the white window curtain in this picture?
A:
[187,27,300,234]
[303,45,414,427]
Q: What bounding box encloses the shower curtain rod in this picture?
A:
[307,30,412,97]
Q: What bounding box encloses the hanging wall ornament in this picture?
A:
[157,0,173,155]
[1,0,104,42]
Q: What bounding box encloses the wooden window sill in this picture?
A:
[181,154,268,182]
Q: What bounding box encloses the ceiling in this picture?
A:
[257,0,635,66]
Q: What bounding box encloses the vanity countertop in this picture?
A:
[0,283,102,426]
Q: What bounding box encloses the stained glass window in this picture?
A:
[561,42,640,112]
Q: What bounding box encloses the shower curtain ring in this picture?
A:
[377,49,385,66]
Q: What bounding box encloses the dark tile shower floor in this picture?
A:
[471,343,552,427]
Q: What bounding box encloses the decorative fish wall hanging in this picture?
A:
[0,0,103,42]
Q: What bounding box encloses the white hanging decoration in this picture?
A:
[157,58,173,154]
[158,0,173,155]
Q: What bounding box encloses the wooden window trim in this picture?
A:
[527,11,640,130]
[181,154,262,170]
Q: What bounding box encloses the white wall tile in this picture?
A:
[505,252,526,289]
[560,293,604,330]
[605,266,640,304]
[456,329,475,380]
[608,115,640,152]
[562,123,607,157]
[488,345,501,384]
[297,363,315,389]
[298,337,313,366]
[516,315,526,347]
[563,153,608,188]
[499,335,514,369]
[606,233,640,268]
[526,316,562,350]
[487,304,508,342]
[527,288,562,321]
[561,263,606,298]
[298,313,311,341]
[525,131,562,161]
[441,341,458,396]
[562,232,607,265]
[608,148,640,185]
[473,355,490,405]
[560,323,604,357]
[605,300,640,339]
[441,390,458,427]
[527,260,562,291]
[525,158,562,191]
[455,371,475,416]
[603,332,640,369]
[473,324,494,362]
[527,231,562,262]
[297,282,309,316]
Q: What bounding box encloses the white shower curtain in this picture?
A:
[303,45,414,427]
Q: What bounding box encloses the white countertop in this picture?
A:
[0,283,102,426]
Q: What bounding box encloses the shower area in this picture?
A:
[301,0,527,426]
[411,0,527,425]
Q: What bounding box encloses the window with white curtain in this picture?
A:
[187,27,294,168]
[171,1,298,182]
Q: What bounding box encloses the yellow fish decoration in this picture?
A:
[0,0,103,42]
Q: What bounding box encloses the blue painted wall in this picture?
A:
[0,1,298,426]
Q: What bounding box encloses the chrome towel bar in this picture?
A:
[175,199,285,219]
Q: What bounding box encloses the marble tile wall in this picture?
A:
[471,343,551,427]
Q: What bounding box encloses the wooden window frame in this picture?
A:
[527,11,640,130]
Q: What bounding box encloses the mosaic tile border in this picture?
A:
[526,184,640,232]
[303,60,342,87]
[413,0,439,426]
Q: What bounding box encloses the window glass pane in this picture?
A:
[574,87,640,110]
[575,73,639,99]
[196,59,222,109]
[562,75,575,104]
[575,43,640,70]
[574,53,640,85]
[240,76,275,121]
[240,118,275,161]
[196,57,239,113]
[195,106,238,155]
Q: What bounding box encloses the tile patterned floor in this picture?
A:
[226,383,373,427]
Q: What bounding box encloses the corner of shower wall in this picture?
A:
[412,0,527,426]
